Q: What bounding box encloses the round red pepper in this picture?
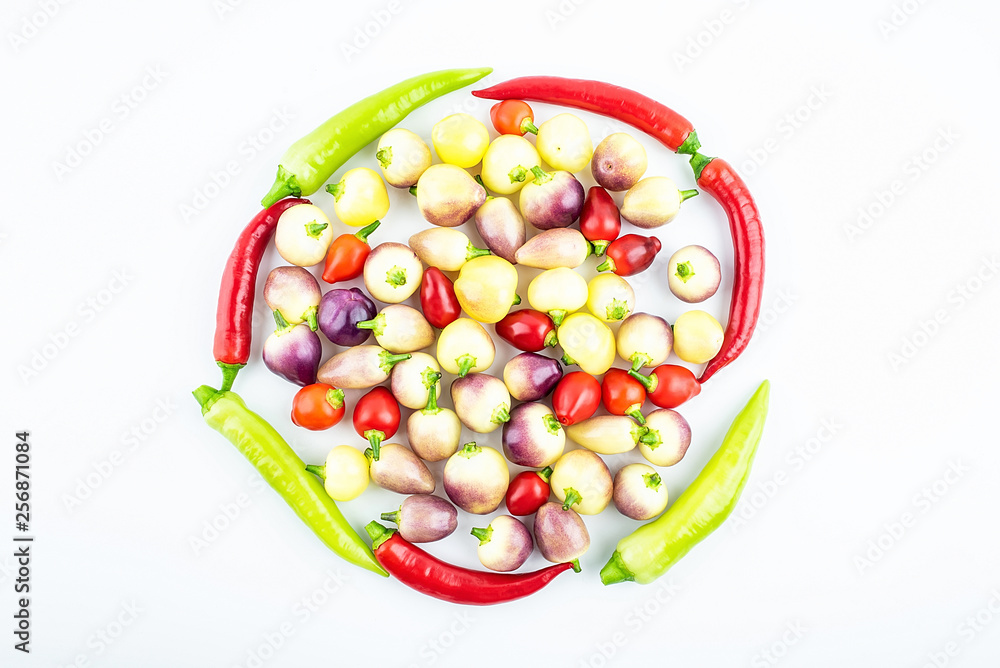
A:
[321,220,380,284]
[420,267,461,329]
[552,371,601,426]
[352,386,400,460]
[601,369,647,423]
[580,186,621,256]
[489,99,539,136]
[495,309,557,352]
[629,364,701,409]
[291,383,346,431]
[596,234,662,276]
[506,467,552,516]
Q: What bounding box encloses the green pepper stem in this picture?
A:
[261,165,300,207]
[379,351,411,373]
[689,152,715,181]
[508,165,528,184]
[474,174,488,193]
[455,354,477,378]
[364,430,386,460]
[679,189,699,202]
[544,330,558,348]
[676,130,701,156]
[422,379,441,414]
[542,414,562,435]
[625,406,646,425]
[193,384,220,410]
[562,487,582,510]
[639,429,661,447]
[466,242,491,261]
[305,221,328,239]
[325,181,345,200]
[538,466,553,483]
[599,550,634,585]
[216,362,244,393]
[354,220,381,243]
[675,261,696,283]
[376,147,392,169]
[591,240,609,256]
[408,185,418,196]
[303,306,319,332]
[325,387,345,410]
[491,404,510,425]
[512,294,521,306]
[470,526,492,545]
[570,558,582,573]
[305,464,326,479]
[643,472,662,490]
[549,309,567,327]
[561,352,577,367]
[364,521,394,550]
[355,313,385,334]
[521,119,539,135]
[380,510,401,524]
[459,442,480,458]
[595,258,616,273]
[273,309,290,331]
[530,165,552,184]
[629,353,652,372]
[628,368,657,393]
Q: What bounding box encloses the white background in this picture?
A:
[3,0,999,666]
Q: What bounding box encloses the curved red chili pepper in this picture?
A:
[596,234,661,276]
[473,77,699,154]
[321,220,380,284]
[580,186,621,256]
[420,267,461,329]
[690,155,764,384]
[495,309,557,352]
[365,522,573,605]
[213,198,309,391]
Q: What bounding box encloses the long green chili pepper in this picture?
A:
[193,385,388,577]
[600,380,770,585]
[261,67,492,207]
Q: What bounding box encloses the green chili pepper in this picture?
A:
[193,385,387,577]
[600,380,770,585]
[262,67,493,207]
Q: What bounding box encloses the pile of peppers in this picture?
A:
[194,68,769,605]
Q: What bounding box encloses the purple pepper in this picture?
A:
[381,495,458,543]
[519,167,585,230]
[318,287,376,346]
[502,352,563,402]
[262,316,321,386]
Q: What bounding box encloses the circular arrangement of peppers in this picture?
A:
[193,68,770,605]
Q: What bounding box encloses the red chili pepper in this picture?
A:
[473,77,700,154]
[290,383,346,431]
[365,522,573,605]
[601,369,647,423]
[213,198,309,391]
[420,267,461,329]
[689,155,764,383]
[352,387,400,460]
[579,186,621,256]
[552,371,601,426]
[489,99,539,136]
[495,309,557,352]
[321,220,380,284]
[506,467,552,516]
[596,234,661,276]
[629,364,701,409]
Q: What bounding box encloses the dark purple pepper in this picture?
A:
[502,352,563,402]
[262,321,321,386]
[318,287,376,346]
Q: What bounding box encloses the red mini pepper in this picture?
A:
[506,467,553,516]
[602,369,647,424]
[213,198,309,391]
[596,234,661,276]
[689,154,765,383]
[489,99,539,136]
[579,186,621,256]
[352,387,400,461]
[629,364,701,409]
[495,309,557,352]
[365,521,573,605]
[321,220,380,284]
[420,267,461,329]
[291,383,346,431]
[552,372,602,426]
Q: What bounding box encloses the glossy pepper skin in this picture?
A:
[473,76,700,155]
[506,467,552,516]
[213,198,309,391]
[420,267,461,329]
[353,387,400,461]
[489,99,539,136]
[551,371,601,426]
[600,380,769,585]
[192,386,386,577]
[262,68,493,206]
[365,522,573,605]
[579,186,621,256]
[495,309,557,352]
[322,220,380,284]
[596,234,661,276]
[602,369,647,424]
[689,154,765,384]
[629,364,701,409]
